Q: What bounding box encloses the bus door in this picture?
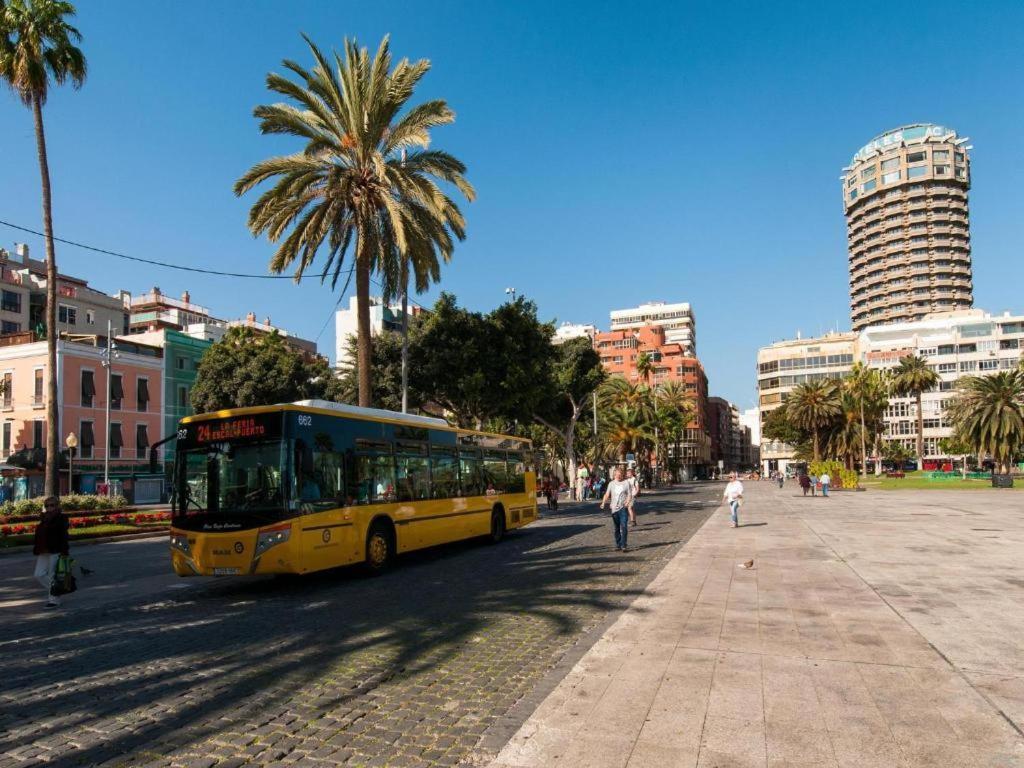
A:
[292,438,358,571]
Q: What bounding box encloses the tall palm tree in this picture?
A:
[949,370,1024,474]
[600,405,651,463]
[0,0,86,496]
[599,376,647,412]
[655,381,694,477]
[786,379,842,461]
[235,35,474,408]
[891,354,939,468]
[845,362,888,476]
[635,351,654,386]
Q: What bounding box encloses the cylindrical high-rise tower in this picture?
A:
[842,124,973,332]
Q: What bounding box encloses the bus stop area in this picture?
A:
[487,481,1024,768]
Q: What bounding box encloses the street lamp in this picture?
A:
[65,432,77,494]
[505,287,516,302]
[100,319,119,495]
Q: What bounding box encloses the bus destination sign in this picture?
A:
[190,414,281,444]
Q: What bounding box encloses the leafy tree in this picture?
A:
[891,354,939,468]
[337,316,424,412]
[534,337,605,497]
[235,35,473,408]
[1,0,86,496]
[191,328,341,412]
[938,435,973,479]
[948,370,1024,474]
[882,439,912,468]
[761,405,803,447]
[786,380,842,461]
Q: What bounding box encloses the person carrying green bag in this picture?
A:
[32,497,70,609]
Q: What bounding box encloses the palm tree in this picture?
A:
[600,405,651,463]
[599,376,647,412]
[949,370,1024,474]
[235,35,474,408]
[845,363,888,476]
[891,354,939,469]
[635,351,654,386]
[786,379,842,461]
[882,439,912,470]
[655,381,694,478]
[0,0,86,496]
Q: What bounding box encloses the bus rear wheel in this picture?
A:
[365,522,394,575]
[489,508,506,544]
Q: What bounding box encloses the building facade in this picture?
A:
[553,322,597,344]
[594,324,711,477]
[0,333,164,500]
[859,309,1024,465]
[843,124,973,332]
[707,396,746,472]
[335,296,420,367]
[756,332,858,475]
[609,301,696,355]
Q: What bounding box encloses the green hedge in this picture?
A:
[0,494,128,518]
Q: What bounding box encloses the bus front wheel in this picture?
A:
[365,521,394,574]
[489,508,506,544]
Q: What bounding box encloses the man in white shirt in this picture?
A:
[722,472,744,528]
[600,467,634,551]
[625,467,640,526]
[819,471,831,497]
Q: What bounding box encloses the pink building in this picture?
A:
[0,332,163,499]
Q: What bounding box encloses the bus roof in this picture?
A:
[181,400,531,445]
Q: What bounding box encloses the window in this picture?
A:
[81,370,96,406]
[430,446,460,499]
[506,452,526,493]
[110,374,124,410]
[136,424,149,459]
[2,372,10,408]
[906,151,926,163]
[460,449,484,497]
[959,361,976,373]
[862,179,877,192]
[979,360,999,371]
[395,442,430,501]
[882,171,900,184]
[177,385,189,411]
[932,150,949,160]
[110,422,123,459]
[137,378,150,412]
[33,420,44,449]
[354,442,395,504]
[849,189,858,201]
[293,437,344,510]
[1000,339,1019,350]
[80,421,95,459]
[907,166,927,179]
[58,304,77,325]
[1,421,9,457]
[937,362,956,373]
[861,166,876,179]
[934,165,949,175]
[483,450,508,494]
[86,310,95,325]
[1,321,20,335]
[1,290,20,313]
[34,368,43,405]
[939,380,956,391]
[881,157,900,171]
[176,356,186,370]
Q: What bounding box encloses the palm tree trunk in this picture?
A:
[355,258,372,408]
[915,391,924,469]
[400,262,409,414]
[33,97,60,498]
[813,430,820,462]
[859,400,868,477]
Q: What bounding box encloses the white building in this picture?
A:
[859,308,1024,463]
[609,301,696,355]
[552,322,597,344]
[740,407,761,447]
[335,296,418,368]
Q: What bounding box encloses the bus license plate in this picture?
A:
[213,567,240,576]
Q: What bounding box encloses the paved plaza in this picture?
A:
[485,481,1024,768]
[0,488,716,767]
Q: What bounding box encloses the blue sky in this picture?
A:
[3,0,1023,410]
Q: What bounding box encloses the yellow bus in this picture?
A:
[169,400,538,577]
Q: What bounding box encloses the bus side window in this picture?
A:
[460,452,482,497]
[430,447,459,499]
[356,453,395,504]
[484,451,507,494]
[396,452,430,502]
[506,452,526,493]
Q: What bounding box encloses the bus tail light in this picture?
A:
[170,532,192,555]
[255,523,291,558]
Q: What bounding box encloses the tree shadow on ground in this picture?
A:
[0,493,710,766]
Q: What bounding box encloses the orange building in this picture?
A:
[594,325,711,477]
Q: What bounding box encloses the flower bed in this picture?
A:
[0,494,128,519]
[1,510,171,546]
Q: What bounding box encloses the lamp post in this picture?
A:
[100,319,118,495]
[65,432,78,494]
[505,287,516,302]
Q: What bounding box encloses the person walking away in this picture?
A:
[625,467,640,526]
[808,472,818,497]
[600,467,634,552]
[576,464,589,502]
[33,497,70,609]
[820,471,831,497]
[723,472,744,528]
[541,477,553,510]
[777,472,784,489]
[799,473,810,496]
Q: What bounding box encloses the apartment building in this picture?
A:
[334,295,421,367]
[859,309,1024,464]
[756,332,858,475]
[553,322,597,344]
[594,324,711,477]
[609,301,696,355]
[707,396,748,472]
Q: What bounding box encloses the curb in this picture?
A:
[0,529,168,557]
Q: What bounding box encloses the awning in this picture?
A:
[110,423,123,449]
[136,424,149,449]
[137,379,150,409]
[81,371,96,399]
[80,422,95,448]
[111,374,124,403]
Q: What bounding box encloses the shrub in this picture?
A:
[839,469,859,489]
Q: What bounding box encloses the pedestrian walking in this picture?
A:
[799,473,811,496]
[722,472,744,528]
[33,496,70,609]
[820,471,831,497]
[576,464,589,502]
[809,472,818,497]
[626,467,640,526]
[777,472,784,489]
[600,467,634,552]
[544,476,559,511]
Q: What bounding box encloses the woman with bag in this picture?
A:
[33,497,70,609]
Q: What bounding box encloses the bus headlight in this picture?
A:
[170,532,192,555]
[255,523,291,558]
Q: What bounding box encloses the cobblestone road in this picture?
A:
[0,486,717,768]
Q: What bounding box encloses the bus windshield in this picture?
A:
[176,440,287,528]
